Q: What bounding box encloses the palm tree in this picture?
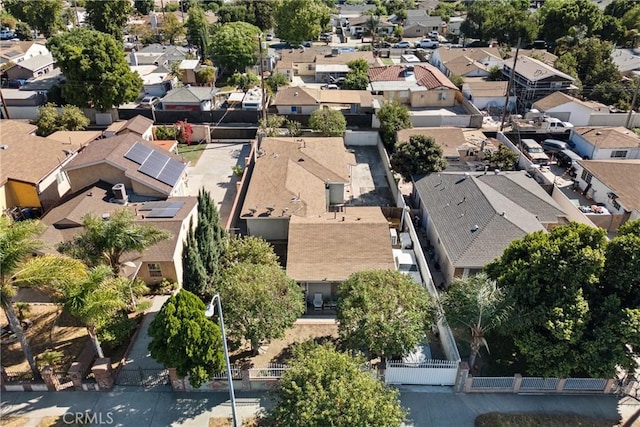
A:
[61,265,130,358]
[57,208,171,275]
[364,14,381,52]
[439,273,512,373]
[0,217,86,380]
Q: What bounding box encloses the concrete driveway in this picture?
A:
[186,141,251,226]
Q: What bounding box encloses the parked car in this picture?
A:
[394,41,411,48]
[414,39,439,49]
[555,149,582,169]
[139,95,160,109]
[265,33,274,41]
[541,138,569,153]
[321,84,339,90]
[302,41,312,47]
[521,138,550,165]
[0,29,15,40]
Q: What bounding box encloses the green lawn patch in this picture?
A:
[381,58,394,65]
[176,142,207,165]
[475,412,618,427]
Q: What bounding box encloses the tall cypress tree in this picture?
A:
[182,220,209,298]
[195,189,227,290]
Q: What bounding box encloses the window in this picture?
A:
[291,106,298,113]
[581,170,593,183]
[610,150,628,158]
[307,64,313,71]
[612,199,621,211]
[147,263,162,278]
[439,92,447,100]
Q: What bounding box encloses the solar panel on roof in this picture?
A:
[157,159,185,187]
[124,142,153,165]
[145,207,182,218]
[139,201,185,211]
[139,150,170,178]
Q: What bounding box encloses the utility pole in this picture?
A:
[625,77,640,130]
[258,34,267,123]
[500,37,521,132]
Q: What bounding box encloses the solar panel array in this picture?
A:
[124,142,185,187]
[139,201,185,218]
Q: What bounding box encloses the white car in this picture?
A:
[415,39,439,49]
[265,33,273,41]
[394,41,411,48]
[139,95,160,109]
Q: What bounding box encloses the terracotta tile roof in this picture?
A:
[63,133,187,196]
[414,64,458,90]
[574,127,640,149]
[578,160,640,212]
[286,207,396,282]
[241,137,355,218]
[0,120,81,186]
[39,180,197,261]
[368,65,405,82]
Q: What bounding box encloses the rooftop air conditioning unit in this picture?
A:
[112,183,128,205]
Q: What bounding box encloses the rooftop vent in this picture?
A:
[471,224,479,232]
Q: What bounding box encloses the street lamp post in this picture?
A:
[205,293,238,427]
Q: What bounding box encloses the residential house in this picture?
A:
[241,137,355,240]
[402,10,444,38]
[445,16,464,35]
[501,55,576,109]
[160,86,217,111]
[0,40,50,65]
[412,171,567,285]
[569,127,640,160]
[514,49,558,67]
[462,78,514,112]
[47,131,103,147]
[38,180,198,286]
[611,48,640,78]
[368,64,459,107]
[63,133,189,198]
[103,115,154,140]
[430,47,503,78]
[272,86,374,115]
[0,120,87,213]
[346,15,394,38]
[397,127,501,170]
[5,53,56,81]
[532,92,610,126]
[178,59,199,86]
[129,44,195,68]
[572,160,640,225]
[286,207,396,305]
[276,48,381,82]
[131,64,177,97]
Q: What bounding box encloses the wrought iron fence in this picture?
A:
[115,367,169,387]
[4,370,34,383]
[520,377,560,391]
[248,363,288,379]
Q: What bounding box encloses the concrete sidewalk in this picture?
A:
[2,387,637,427]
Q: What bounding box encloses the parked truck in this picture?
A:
[510,114,574,134]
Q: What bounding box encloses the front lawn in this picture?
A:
[476,412,618,427]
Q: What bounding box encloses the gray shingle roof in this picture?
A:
[413,172,565,267]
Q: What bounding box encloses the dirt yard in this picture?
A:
[1,304,89,375]
[230,322,339,367]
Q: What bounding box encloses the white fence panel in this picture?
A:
[385,360,458,385]
[344,130,379,146]
[564,378,607,391]
[249,364,288,379]
[471,377,515,390]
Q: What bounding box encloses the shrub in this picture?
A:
[97,313,136,352]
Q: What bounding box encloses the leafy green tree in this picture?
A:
[601,220,640,309]
[196,66,216,86]
[208,22,261,74]
[185,3,210,58]
[286,119,303,137]
[61,265,130,358]
[47,29,143,112]
[223,235,279,268]
[85,0,133,41]
[346,58,369,73]
[538,0,603,44]
[390,135,447,182]
[483,145,519,171]
[275,0,331,45]
[34,104,90,136]
[57,208,171,275]
[219,263,305,353]
[215,4,247,24]
[14,21,33,40]
[148,290,225,387]
[377,100,411,149]
[598,15,627,46]
[309,108,346,136]
[2,0,63,37]
[265,72,290,94]
[161,13,185,45]
[0,217,86,380]
[485,222,636,377]
[337,270,436,361]
[440,273,512,372]
[461,0,536,46]
[34,104,61,137]
[342,58,370,90]
[263,343,407,427]
[364,14,380,50]
[604,0,637,18]
[240,0,277,30]
[590,80,632,108]
[134,0,155,15]
[228,72,260,91]
[60,105,90,130]
[196,188,226,281]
